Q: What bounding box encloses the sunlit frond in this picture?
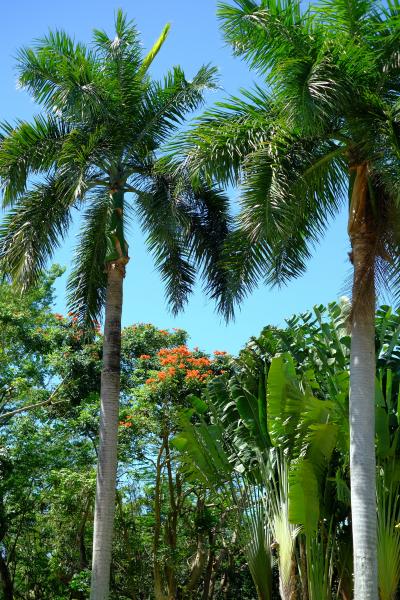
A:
[17,30,104,119]
[0,115,70,207]
[0,177,75,289]
[169,87,275,187]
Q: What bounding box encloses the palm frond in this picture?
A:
[315,0,377,37]
[135,175,196,314]
[169,87,275,187]
[0,115,70,207]
[56,125,110,198]
[0,177,74,289]
[67,189,111,325]
[128,64,219,156]
[16,30,104,118]
[218,0,317,78]
[238,134,347,287]
[139,23,171,77]
[178,179,235,318]
[93,9,142,66]
[92,10,145,115]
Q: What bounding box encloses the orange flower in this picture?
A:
[157,372,167,380]
[146,377,156,384]
[160,356,178,365]
[187,357,211,367]
[119,421,133,427]
[139,354,151,360]
[172,345,191,356]
[54,313,64,321]
[213,350,227,356]
[186,369,201,379]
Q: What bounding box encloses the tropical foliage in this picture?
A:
[3,271,400,599]
[0,12,233,597]
[172,1,400,596]
[2,2,400,599]
[175,299,400,600]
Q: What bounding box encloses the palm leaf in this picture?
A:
[67,189,111,325]
[218,0,316,78]
[172,87,275,187]
[135,175,196,314]
[139,23,171,77]
[0,116,70,207]
[17,30,104,118]
[0,177,74,289]
[127,64,219,156]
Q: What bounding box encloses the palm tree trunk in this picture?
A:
[90,262,125,600]
[348,164,378,600]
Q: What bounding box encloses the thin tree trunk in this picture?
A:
[202,530,216,600]
[164,431,178,600]
[78,495,92,570]
[299,538,309,600]
[348,164,378,600]
[0,552,13,600]
[186,499,208,596]
[90,263,125,600]
[154,442,166,600]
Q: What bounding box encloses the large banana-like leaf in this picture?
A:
[267,353,303,446]
[377,474,400,600]
[230,376,271,451]
[172,406,232,486]
[289,459,320,533]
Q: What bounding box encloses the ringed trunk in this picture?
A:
[348,164,378,600]
[90,187,129,600]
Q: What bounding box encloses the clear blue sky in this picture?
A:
[1,0,350,354]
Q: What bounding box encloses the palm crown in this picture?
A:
[174,2,400,596]
[0,10,230,323]
[176,0,400,308]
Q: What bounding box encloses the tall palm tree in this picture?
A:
[0,12,230,599]
[175,1,400,597]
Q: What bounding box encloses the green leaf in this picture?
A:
[267,354,302,446]
[289,459,319,533]
[139,23,171,77]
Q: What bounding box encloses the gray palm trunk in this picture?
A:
[90,263,125,600]
[349,234,378,600]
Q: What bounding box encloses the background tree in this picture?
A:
[0,272,247,600]
[0,11,231,599]
[174,1,400,596]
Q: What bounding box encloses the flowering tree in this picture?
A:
[119,341,229,599]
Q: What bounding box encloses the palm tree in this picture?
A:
[0,12,230,599]
[175,1,400,597]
